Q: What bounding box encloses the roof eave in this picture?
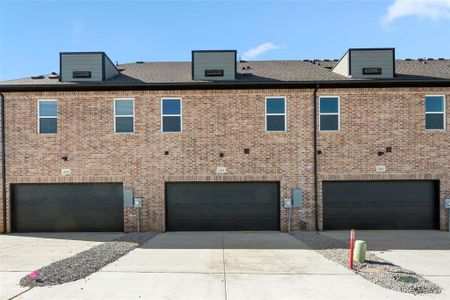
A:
[1,79,450,92]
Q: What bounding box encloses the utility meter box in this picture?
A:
[292,188,303,208]
[134,197,142,208]
[445,198,450,209]
[284,198,292,208]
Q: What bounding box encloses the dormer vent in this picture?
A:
[72,71,92,78]
[60,52,119,82]
[332,48,395,79]
[205,69,224,77]
[192,50,236,80]
[362,67,382,75]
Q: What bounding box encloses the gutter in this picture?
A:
[1,93,6,233]
[312,86,319,231]
[1,79,450,92]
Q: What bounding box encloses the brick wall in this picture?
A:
[317,87,450,230]
[0,87,448,232]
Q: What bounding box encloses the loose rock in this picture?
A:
[293,232,442,295]
[20,232,157,287]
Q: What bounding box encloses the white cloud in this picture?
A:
[70,18,85,35]
[382,0,450,24]
[242,42,282,60]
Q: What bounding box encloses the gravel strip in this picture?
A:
[20,232,157,287]
[293,232,442,295]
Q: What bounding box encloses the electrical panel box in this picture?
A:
[134,197,142,208]
[292,188,303,208]
[123,188,133,207]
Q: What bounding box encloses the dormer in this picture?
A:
[59,52,119,82]
[332,48,395,79]
[192,50,237,81]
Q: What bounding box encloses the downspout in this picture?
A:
[1,93,6,233]
[313,85,319,231]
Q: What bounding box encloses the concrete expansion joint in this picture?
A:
[221,232,228,300]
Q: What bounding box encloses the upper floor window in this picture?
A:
[320,96,340,131]
[162,98,182,132]
[425,95,446,130]
[266,97,286,132]
[38,100,57,134]
[114,98,134,133]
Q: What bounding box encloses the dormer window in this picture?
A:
[362,68,382,75]
[60,52,119,82]
[72,71,92,78]
[192,50,236,80]
[332,48,395,79]
[205,69,224,77]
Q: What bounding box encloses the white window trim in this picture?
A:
[37,99,58,135]
[161,97,183,133]
[114,98,135,134]
[319,96,340,132]
[265,96,287,132]
[425,95,446,131]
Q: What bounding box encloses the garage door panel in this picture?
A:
[13,183,124,232]
[323,180,439,230]
[166,182,279,231]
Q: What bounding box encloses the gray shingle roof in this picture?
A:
[1,59,449,87]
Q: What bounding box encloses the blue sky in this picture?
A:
[1,0,450,81]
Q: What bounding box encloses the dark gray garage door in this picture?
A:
[323,180,439,230]
[166,182,280,231]
[12,183,124,232]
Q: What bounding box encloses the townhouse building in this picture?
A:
[0,48,449,233]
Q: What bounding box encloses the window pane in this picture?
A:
[267,115,285,131]
[39,101,57,117]
[266,98,285,114]
[162,99,181,115]
[426,114,444,130]
[115,100,134,115]
[163,116,181,132]
[320,115,339,131]
[115,117,134,133]
[425,96,444,112]
[39,118,57,134]
[320,98,339,113]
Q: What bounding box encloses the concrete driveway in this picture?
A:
[1,231,449,300]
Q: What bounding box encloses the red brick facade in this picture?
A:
[1,87,449,232]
